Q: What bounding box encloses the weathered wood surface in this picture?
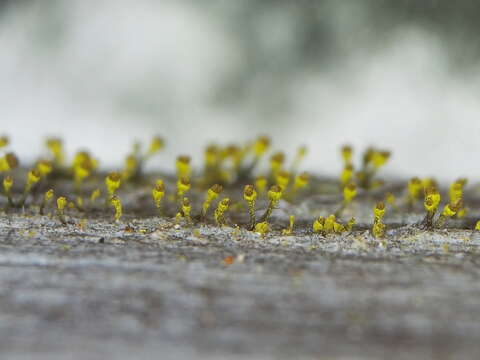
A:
[1,214,479,360]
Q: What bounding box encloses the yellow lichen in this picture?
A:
[105,172,122,199]
[253,136,270,159]
[243,185,257,230]
[371,150,390,169]
[358,147,390,189]
[255,176,267,195]
[202,184,223,217]
[406,177,422,206]
[424,187,441,213]
[336,182,357,216]
[343,182,357,204]
[57,196,67,224]
[313,216,325,234]
[0,153,19,172]
[423,186,441,229]
[372,221,386,239]
[341,145,353,166]
[2,175,13,194]
[25,170,41,193]
[152,179,166,214]
[146,136,165,157]
[385,192,397,210]
[269,152,285,178]
[282,215,295,235]
[122,155,138,181]
[90,189,101,204]
[448,178,466,218]
[258,185,282,224]
[176,155,191,180]
[36,160,53,177]
[374,201,386,222]
[73,152,97,190]
[204,144,220,169]
[2,175,14,207]
[46,138,64,167]
[40,189,54,215]
[181,197,192,223]
[176,177,191,199]
[372,202,386,238]
[324,214,336,234]
[436,200,463,227]
[340,165,354,187]
[475,221,480,231]
[275,170,290,191]
[254,221,270,236]
[0,136,9,148]
[110,195,122,222]
[214,198,230,227]
[346,217,356,231]
[293,172,309,192]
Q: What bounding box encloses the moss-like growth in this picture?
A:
[73,152,97,191]
[313,216,325,234]
[90,189,101,205]
[176,177,191,200]
[385,192,397,211]
[275,170,290,191]
[1,134,479,242]
[2,175,14,208]
[40,189,54,215]
[358,147,390,189]
[475,221,480,231]
[435,201,461,227]
[110,195,122,222]
[105,172,121,200]
[181,197,192,224]
[0,153,19,172]
[243,185,257,230]
[335,182,357,216]
[152,180,166,215]
[176,155,191,180]
[282,215,295,235]
[258,185,282,224]
[269,152,285,179]
[56,196,67,225]
[202,184,223,218]
[341,145,353,166]
[253,136,270,159]
[255,176,267,196]
[340,165,354,187]
[372,202,386,238]
[422,187,441,229]
[46,138,64,168]
[214,198,230,227]
[406,177,422,207]
[36,160,53,178]
[0,136,9,149]
[324,214,336,234]
[254,221,270,236]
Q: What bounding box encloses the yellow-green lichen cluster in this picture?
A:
[0,135,479,242]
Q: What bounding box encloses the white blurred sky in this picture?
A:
[1,1,479,182]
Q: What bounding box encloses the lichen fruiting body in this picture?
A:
[214,198,230,227]
[258,185,282,224]
[243,185,257,230]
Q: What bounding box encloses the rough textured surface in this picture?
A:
[1,210,480,360]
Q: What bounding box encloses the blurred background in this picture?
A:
[1,0,480,181]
